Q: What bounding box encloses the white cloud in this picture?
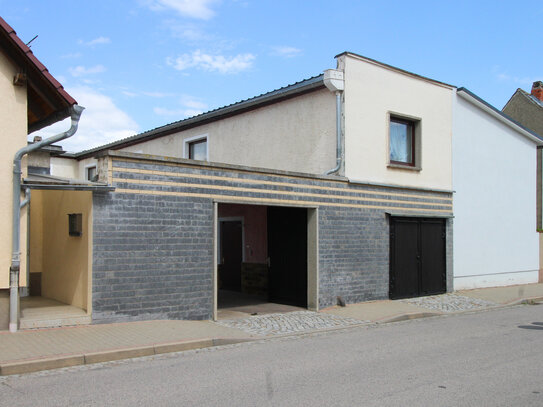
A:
[493,66,534,86]
[167,50,255,74]
[271,46,302,58]
[165,21,210,42]
[154,97,208,118]
[61,52,82,59]
[183,99,207,110]
[31,86,139,153]
[142,91,172,98]
[145,0,219,20]
[69,65,107,77]
[122,90,138,97]
[87,36,111,46]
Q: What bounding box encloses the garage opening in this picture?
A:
[389,217,446,299]
[215,203,317,319]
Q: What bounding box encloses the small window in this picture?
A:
[68,213,82,237]
[86,166,97,182]
[184,136,208,161]
[390,117,415,166]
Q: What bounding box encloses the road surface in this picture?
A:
[1,304,542,406]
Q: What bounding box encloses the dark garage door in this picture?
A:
[267,206,307,307]
[389,217,446,299]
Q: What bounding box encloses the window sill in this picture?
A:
[387,163,421,172]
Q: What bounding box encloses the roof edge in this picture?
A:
[0,16,77,108]
[72,74,326,159]
[335,51,456,90]
[457,87,543,144]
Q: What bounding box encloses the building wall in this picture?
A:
[119,89,337,175]
[91,152,453,322]
[340,54,454,191]
[50,156,98,181]
[34,190,92,310]
[452,94,539,289]
[0,51,28,289]
[503,93,543,137]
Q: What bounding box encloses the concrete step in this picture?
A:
[20,314,91,330]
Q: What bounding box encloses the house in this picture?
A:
[453,88,542,289]
[2,36,540,329]
[502,81,543,137]
[36,52,455,325]
[0,16,83,331]
[502,81,543,283]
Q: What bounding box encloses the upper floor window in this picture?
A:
[86,165,97,182]
[390,117,415,166]
[184,135,208,161]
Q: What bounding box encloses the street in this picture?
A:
[1,304,542,406]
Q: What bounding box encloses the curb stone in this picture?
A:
[0,338,251,376]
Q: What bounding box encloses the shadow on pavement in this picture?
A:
[518,322,543,330]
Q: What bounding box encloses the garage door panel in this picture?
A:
[390,220,419,299]
[390,217,446,299]
[420,221,446,295]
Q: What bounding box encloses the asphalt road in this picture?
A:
[1,305,543,406]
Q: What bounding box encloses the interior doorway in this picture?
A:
[215,203,318,319]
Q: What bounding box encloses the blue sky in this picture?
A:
[2,1,542,152]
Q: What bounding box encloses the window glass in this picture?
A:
[189,139,207,160]
[86,166,97,181]
[390,119,413,165]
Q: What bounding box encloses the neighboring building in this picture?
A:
[503,81,543,137]
[0,16,81,330]
[503,81,543,283]
[453,88,542,289]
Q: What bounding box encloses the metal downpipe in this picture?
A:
[325,91,343,175]
[9,105,84,333]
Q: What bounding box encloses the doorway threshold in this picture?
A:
[19,297,90,329]
[217,290,304,320]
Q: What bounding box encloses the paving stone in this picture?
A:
[216,311,367,336]
[400,293,498,313]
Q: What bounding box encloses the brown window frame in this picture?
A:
[389,117,416,167]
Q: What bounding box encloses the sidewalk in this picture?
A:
[1,283,542,376]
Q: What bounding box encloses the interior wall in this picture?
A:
[33,190,92,310]
[218,203,267,263]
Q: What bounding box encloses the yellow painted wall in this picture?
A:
[0,51,29,288]
[32,190,92,310]
[29,190,43,275]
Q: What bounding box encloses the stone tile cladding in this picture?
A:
[92,155,453,322]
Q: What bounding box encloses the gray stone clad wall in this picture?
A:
[318,208,389,308]
[92,192,214,322]
[91,152,453,322]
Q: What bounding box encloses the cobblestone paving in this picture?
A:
[216,311,366,336]
[401,293,499,313]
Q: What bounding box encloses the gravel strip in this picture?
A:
[216,311,367,336]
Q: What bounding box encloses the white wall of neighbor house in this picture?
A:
[452,93,540,289]
[0,52,28,289]
[50,156,78,179]
[50,156,98,181]
[120,89,337,175]
[340,53,454,191]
